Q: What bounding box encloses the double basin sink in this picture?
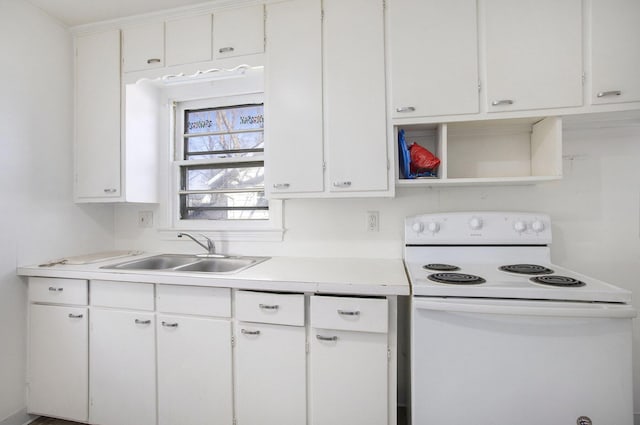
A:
[102,254,269,274]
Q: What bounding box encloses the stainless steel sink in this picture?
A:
[102,254,269,274]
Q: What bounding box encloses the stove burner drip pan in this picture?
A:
[499,264,554,275]
[427,273,486,285]
[530,275,586,287]
[423,263,460,272]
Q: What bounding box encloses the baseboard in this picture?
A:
[0,409,36,425]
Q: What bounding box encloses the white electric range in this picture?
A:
[404,212,635,425]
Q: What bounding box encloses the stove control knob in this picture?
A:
[412,222,424,233]
[427,222,440,233]
[469,217,483,230]
[531,220,545,233]
[513,221,527,233]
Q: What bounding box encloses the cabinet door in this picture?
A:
[235,323,306,425]
[324,0,389,193]
[591,0,640,104]
[310,330,388,425]
[213,5,264,59]
[122,22,164,72]
[157,315,232,425]
[90,309,156,425]
[166,14,212,67]
[265,0,324,196]
[75,30,121,200]
[28,305,88,422]
[389,0,479,118]
[484,0,583,112]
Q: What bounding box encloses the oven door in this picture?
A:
[411,297,635,425]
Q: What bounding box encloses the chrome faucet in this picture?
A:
[177,232,217,256]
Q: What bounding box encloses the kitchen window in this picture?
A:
[171,90,282,238]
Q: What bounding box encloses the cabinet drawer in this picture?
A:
[29,277,88,306]
[236,291,304,326]
[90,280,154,311]
[310,296,388,333]
[156,285,230,317]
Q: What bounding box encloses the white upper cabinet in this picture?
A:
[122,21,165,72]
[590,0,640,105]
[213,5,265,59]
[75,30,121,200]
[166,14,212,66]
[266,0,324,196]
[389,0,479,119]
[484,0,583,112]
[324,0,389,193]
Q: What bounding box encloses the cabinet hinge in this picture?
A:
[478,83,481,92]
[306,342,310,353]
[387,347,391,360]
[321,9,325,20]
[387,159,390,170]
[582,72,586,85]
[322,161,327,171]
[382,0,387,10]
[231,336,236,347]
[233,418,237,425]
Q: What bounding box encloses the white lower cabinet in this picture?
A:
[89,308,156,425]
[157,315,233,425]
[310,330,388,425]
[28,304,88,422]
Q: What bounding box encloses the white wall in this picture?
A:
[0,1,114,421]
[114,123,640,411]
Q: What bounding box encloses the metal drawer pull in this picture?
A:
[338,310,360,316]
[491,99,514,106]
[135,319,151,325]
[219,47,235,53]
[241,329,260,335]
[48,287,63,292]
[273,183,290,189]
[333,181,352,188]
[68,314,83,319]
[103,188,117,193]
[597,90,621,98]
[162,321,178,328]
[146,58,161,64]
[259,304,279,310]
[316,335,338,342]
[396,106,416,113]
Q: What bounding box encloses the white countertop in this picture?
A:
[17,253,410,296]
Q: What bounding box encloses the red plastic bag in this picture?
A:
[409,143,440,174]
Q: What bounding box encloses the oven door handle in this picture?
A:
[413,298,637,319]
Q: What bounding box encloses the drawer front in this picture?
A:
[310,296,388,333]
[29,277,88,306]
[236,291,304,326]
[156,285,231,317]
[90,280,154,311]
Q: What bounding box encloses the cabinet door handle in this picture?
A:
[135,319,151,325]
[48,287,63,292]
[395,106,416,113]
[597,90,622,98]
[491,99,514,106]
[338,310,360,316]
[103,188,117,193]
[332,181,352,188]
[259,304,279,310]
[68,313,83,319]
[219,47,235,53]
[241,329,260,335]
[316,335,338,342]
[146,58,161,64]
[273,183,290,189]
[161,321,179,328]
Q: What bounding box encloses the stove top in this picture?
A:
[404,212,632,304]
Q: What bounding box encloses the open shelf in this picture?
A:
[396,117,563,186]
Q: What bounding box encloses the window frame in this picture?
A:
[169,93,283,237]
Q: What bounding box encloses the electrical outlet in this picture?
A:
[138,211,153,228]
[367,211,379,232]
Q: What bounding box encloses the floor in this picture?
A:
[30,418,83,425]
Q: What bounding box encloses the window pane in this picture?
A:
[183,164,264,191]
[181,192,268,220]
[185,132,264,159]
[185,104,264,135]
